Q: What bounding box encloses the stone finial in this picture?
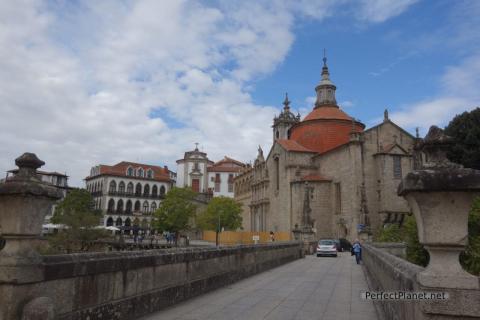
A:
[384,109,389,121]
[420,126,456,168]
[283,93,290,111]
[0,153,63,283]
[415,127,419,138]
[398,126,480,289]
[14,153,45,180]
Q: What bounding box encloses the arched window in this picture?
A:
[115,217,122,226]
[133,218,140,226]
[125,200,132,214]
[126,166,134,176]
[143,201,149,213]
[127,182,134,194]
[143,184,150,196]
[117,199,124,213]
[137,168,144,177]
[124,218,131,227]
[151,202,157,212]
[106,217,114,227]
[118,181,125,194]
[134,200,141,212]
[135,183,142,196]
[109,180,116,193]
[107,199,115,213]
[146,169,153,178]
[160,185,166,196]
[152,185,158,197]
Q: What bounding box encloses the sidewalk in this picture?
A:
[140,252,378,320]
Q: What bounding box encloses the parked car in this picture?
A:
[316,239,338,257]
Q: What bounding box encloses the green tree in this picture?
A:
[197,196,242,246]
[375,223,404,242]
[403,215,429,267]
[460,197,480,275]
[444,107,480,169]
[153,187,197,246]
[50,189,104,253]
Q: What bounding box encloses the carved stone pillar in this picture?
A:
[398,126,480,289]
[0,153,62,283]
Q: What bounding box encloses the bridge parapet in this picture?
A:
[0,153,304,320]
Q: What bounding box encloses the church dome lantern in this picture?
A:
[289,54,365,154]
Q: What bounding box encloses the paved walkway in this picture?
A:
[140,252,378,320]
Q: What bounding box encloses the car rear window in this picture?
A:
[319,240,334,245]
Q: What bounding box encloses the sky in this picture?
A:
[1,0,479,187]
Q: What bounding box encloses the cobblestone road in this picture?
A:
[140,252,378,320]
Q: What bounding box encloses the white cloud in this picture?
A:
[356,0,418,23]
[0,0,421,186]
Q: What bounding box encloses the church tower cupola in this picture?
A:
[314,53,337,108]
[273,93,301,142]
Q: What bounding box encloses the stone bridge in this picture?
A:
[0,126,479,320]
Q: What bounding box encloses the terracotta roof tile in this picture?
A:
[87,161,172,182]
[277,139,316,153]
[207,156,245,172]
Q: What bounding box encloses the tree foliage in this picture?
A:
[445,107,480,169]
[460,197,480,275]
[197,196,242,246]
[49,189,105,253]
[153,187,197,244]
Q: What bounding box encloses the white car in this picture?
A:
[316,239,338,257]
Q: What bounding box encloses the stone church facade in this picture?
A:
[234,57,421,241]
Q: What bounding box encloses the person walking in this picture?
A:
[352,239,362,264]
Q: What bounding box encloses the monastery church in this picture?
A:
[234,56,422,241]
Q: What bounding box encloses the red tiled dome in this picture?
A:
[290,106,364,154]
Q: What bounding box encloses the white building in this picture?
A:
[85,161,175,230]
[176,146,245,197]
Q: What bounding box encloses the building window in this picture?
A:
[147,169,153,178]
[335,183,341,215]
[275,157,279,191]
[152,185,158,197]
[135,183,142,196]
[115,217,122,226]
[151,202,157,212]
[126,200,132,214]
[107,199,115,213]
[134,200,141,212]
[215,174,221,192]
[143,184,150,196]
[106,217,114,227]
[118,181,125,194]
[109,181,116,193]
[143,201,149,213]
[160,185,166,196]
[117,199,124,213]
[137,168,144,177]
[228,174,234,193]
[127,167,134,176]
[393,156,402,179]
[127,182,134,194]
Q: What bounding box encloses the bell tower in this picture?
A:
[272,93,300,142]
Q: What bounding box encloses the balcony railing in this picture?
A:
[107,191,165,199]
[106,209,154,216]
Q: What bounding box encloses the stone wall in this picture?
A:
[363,244,480,320]
[0,243,303,320]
